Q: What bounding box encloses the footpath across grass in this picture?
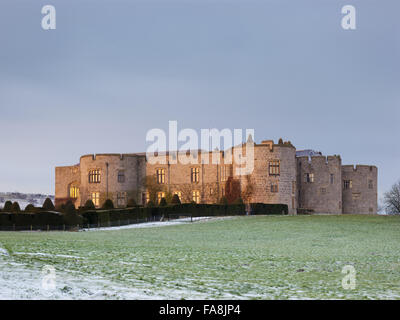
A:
[0,214,399,299]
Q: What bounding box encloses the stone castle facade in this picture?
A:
[55,139,378,214]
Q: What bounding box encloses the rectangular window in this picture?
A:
[191,167,200,183]
[117,192,126,207]
[91,192,100,207]
[142,192,149,205]
[292,181,296,194]
[156,169,165,184]
[118,170,125,183]
[270,183,278,193]
[368,180,373,189]
[88,169,101,183]
[269,160,280,176]
[343,180,352,190]
[304,173,314,183]
[330,174,334,184]
[320,188,326,195]
[70,186,79,199]
[173,191,182,201]
[157,192,165,204]
[192,190,200,204]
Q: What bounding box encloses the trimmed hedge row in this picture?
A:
[0,211,82,228]
[0,203,288,230]
[249,203,288,215]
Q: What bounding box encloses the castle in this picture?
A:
[55,138,378,214]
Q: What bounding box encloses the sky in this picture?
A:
[0,0,399,200]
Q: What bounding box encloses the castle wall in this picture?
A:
[55,164,80,207]
[342,165,378,214]
[241,141,297,215]
[296,155,342,214]
[145,151,223,204]
[78,154,146,208]
[54,140,378,214]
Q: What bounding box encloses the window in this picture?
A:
[368,180,373,189]
[88,169,101,183]
[192,190,200,203]
[330,174,334,184]
[269,160,280,176]
[117,192,126,207]
[156,169,165,184]
[142,192,150,205]
[91,192,100,207]
[320,188,326,195]
[343,180,352,190]
[173,191,182,200]
[292,181,296,194]
[118,170,125,183]
[191,167,200,183]
[69,186,79,199]
[157,192,165,204]
[221,166,230,182]
[304,173,314,183]
[270,183,278,193]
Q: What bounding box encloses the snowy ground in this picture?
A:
[1,215,400,300]
[0,217,233,300]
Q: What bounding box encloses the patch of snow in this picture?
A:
[80,216,234,232]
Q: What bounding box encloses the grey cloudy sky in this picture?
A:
[0,0,399,199]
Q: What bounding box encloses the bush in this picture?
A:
[3,201,12,212]
[146,201,155,208]
[219,196,228,205]
[11,202,21,213]
[84,200,96,210]
[127,198,137,207]
[171,194,181,205]
[234,198,244,205]
[159,197,167,207]
[42,198,55,211]
[249,203,288,215]
[102,199,114,210]
[24,204,36,212]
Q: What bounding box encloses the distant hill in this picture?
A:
[0,192,55,210]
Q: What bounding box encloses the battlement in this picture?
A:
[342,164,377,172]
[297,155,341,165]
[80,153,143,161]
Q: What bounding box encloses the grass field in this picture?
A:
[1,215,400,299]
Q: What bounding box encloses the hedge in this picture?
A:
[0,203,288,230]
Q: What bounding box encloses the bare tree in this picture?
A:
[384,180,400,214]
[241,175,255,204]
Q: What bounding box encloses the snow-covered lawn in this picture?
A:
[1,215,400,300]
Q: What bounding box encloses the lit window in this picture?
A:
[269,160,280,176]
[192,190,200,203]
[142,192,150,205]
[91,192,100,207]
[304,173,314,183]
[156,169,165,184]
[118,171,125,183]
[88,169,101,183]
[157,192,165,204]
[191,167,200,183]
[343,180,352,190]
[69,186,79,199]
[173,191,182,200]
